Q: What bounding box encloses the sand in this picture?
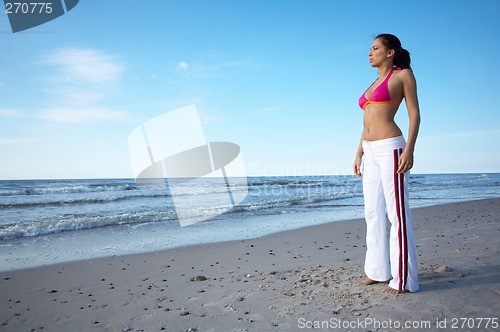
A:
[1,198,499,331]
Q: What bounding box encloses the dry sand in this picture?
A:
[1,198,499,331]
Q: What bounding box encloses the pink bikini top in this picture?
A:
[358,67,401,110]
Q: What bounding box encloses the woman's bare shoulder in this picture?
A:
[396,68,416,83]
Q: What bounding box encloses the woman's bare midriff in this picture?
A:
[363,104,403,141]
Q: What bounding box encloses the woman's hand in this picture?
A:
[353,155,363,179]
[397,149,414,174]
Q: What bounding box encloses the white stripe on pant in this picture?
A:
[362,136,419,292]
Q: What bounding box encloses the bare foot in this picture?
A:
[383,287,409,294]
[361,277,389,285]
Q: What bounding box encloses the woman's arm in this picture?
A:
[398,69,421,174]
[353,129,365,178]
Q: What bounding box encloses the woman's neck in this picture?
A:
[377,64,393,78]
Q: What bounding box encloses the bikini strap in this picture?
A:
[384,67,396,82]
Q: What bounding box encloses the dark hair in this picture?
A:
[375,33,411,69]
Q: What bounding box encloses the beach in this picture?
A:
[1,198,499,331]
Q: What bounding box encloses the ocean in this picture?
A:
[1,173,499,271]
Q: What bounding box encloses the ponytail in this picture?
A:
[394,48,411,69]
[376,33,412,69]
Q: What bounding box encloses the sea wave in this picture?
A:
[0,183,139,196]
[0,210,177,240]
[0,191,169,208]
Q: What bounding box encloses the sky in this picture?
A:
[1,0,499,180]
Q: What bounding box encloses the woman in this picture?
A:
[353,33,421,293]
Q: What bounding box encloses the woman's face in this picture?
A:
[368,38,392,67]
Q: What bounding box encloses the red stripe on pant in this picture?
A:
[399,148,408,291]
[394,148,408,291]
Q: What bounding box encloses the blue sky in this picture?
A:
[1,0,499,179]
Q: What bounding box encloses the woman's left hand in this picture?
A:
[397,150,414,174]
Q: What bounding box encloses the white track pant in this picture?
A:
[362,136,419,292]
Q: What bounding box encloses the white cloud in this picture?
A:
[253,105,285,114]
[177,61,189,70]
[42,48,125,84]
[42,86,105,105]
[419,130,500,142]
[36,48,129,124]
[38,107,128,123]
[0,108,22,117]
[198,110,227,124]
[40,47,125,106]
[177,59,251,80]
[0,137,44,145]
[149,73,176,84]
